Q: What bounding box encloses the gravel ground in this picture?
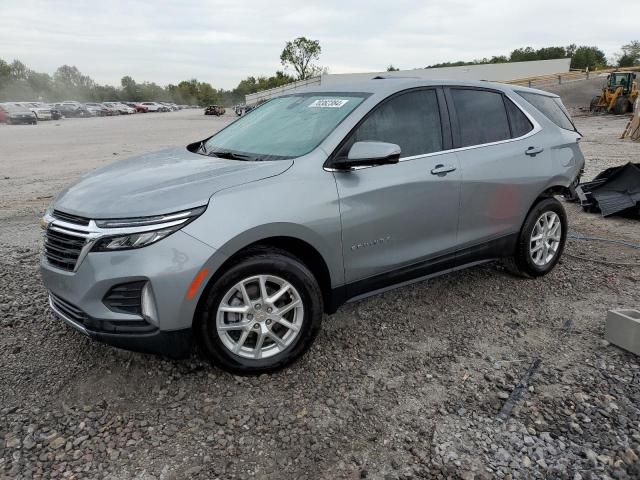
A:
[1,111,640,479]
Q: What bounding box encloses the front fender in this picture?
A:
[182,162,344,288]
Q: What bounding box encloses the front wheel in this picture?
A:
[504,197,567,278]
[614,97,630,115]
[197,249,323,374]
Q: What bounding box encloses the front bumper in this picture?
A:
[48,293,193,357]
[41,230,225,356]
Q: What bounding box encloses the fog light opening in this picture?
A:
[141,282,159,327]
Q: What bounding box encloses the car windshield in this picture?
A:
[202,93,368,160]
[2,104,27,113]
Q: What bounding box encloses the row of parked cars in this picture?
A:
[0,101,196,125]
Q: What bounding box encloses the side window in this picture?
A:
[505,97,533,138]
[516,91,576,131]
[450,89,510,147]
[338,89,443,159]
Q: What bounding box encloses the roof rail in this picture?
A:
[371,75,420,80]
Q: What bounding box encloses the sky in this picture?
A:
[1,0,638,90]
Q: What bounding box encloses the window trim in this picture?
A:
[444,86,541,152]
[324,86,451,170]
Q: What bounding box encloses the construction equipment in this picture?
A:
[590,72,638,114]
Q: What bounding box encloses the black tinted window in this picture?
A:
[505,97,533,137]
[450,89,510,147]
[516,91,575,131]
[340,89,443,158]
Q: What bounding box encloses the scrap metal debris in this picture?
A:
[574,162,640,217]
[497,358,542,421]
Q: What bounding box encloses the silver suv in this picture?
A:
[40,79,584,373]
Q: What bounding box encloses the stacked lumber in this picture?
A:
[620,97,640,142]
[622,98,640,141]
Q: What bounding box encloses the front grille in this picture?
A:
[52,210,90,226]
[44,229,87,271]
[50,292,156,334]
[103,281,145,315]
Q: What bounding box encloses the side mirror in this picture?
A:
[333,141,401,170]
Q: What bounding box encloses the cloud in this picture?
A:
[1,0,638,89]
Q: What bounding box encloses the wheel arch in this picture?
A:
[515,183,570,243]
[193,234,337,328]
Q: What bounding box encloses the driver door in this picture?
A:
[332,88,461,297]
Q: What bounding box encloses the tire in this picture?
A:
[504,197,567,278]
[589,96,600,112]
[614,97,630,115]
[197,248,323,374]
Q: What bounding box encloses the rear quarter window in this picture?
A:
[504,97,534,138]
[516,91,575,131]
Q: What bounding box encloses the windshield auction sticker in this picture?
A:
[308,99,349,108]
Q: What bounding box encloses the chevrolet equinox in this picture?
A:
[40,79,584,373]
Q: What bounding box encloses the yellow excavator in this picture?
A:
[590,72,638,114]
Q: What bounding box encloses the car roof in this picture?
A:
[294,78,559,99]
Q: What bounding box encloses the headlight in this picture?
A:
[91,206,205,252]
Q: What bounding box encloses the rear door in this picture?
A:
[444,87,553,259]
[332,88,462,294]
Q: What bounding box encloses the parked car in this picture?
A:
[103,102,135,115]
[205,105,226,116]
[159,102,178,111]
[84,102,111,116]
[40,80,584,373]
[54,103,93,118]
[17,102,53,120]
[45,104,63,120]
[139,102,165,112]
[0,103,37,124]
[124,102,149,113]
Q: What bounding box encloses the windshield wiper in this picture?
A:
[197,141,207,155]
[207,150,254,161]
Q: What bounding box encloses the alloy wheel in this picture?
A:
[216,275,304,359]
[529,211,562,266]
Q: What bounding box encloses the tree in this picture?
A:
[386,65,400,72]
[509,47,537,62]
[53,65,95,90]
[489,56,509,64]
[121,75,140,100]
[280,37,322,80]
[0,59,11,85]
[570,46,606,70]
[536,46,566,60]
[618,40,640,67]
[10,60,28,80]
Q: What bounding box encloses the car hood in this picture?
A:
[54,146,293,218]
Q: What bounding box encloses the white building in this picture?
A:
[245,58,571,105]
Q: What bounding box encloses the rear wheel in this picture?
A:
[197,249,323,374]
[504,198,567,278]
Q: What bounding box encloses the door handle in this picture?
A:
[525,146,544,156]
[430,164,457,176]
